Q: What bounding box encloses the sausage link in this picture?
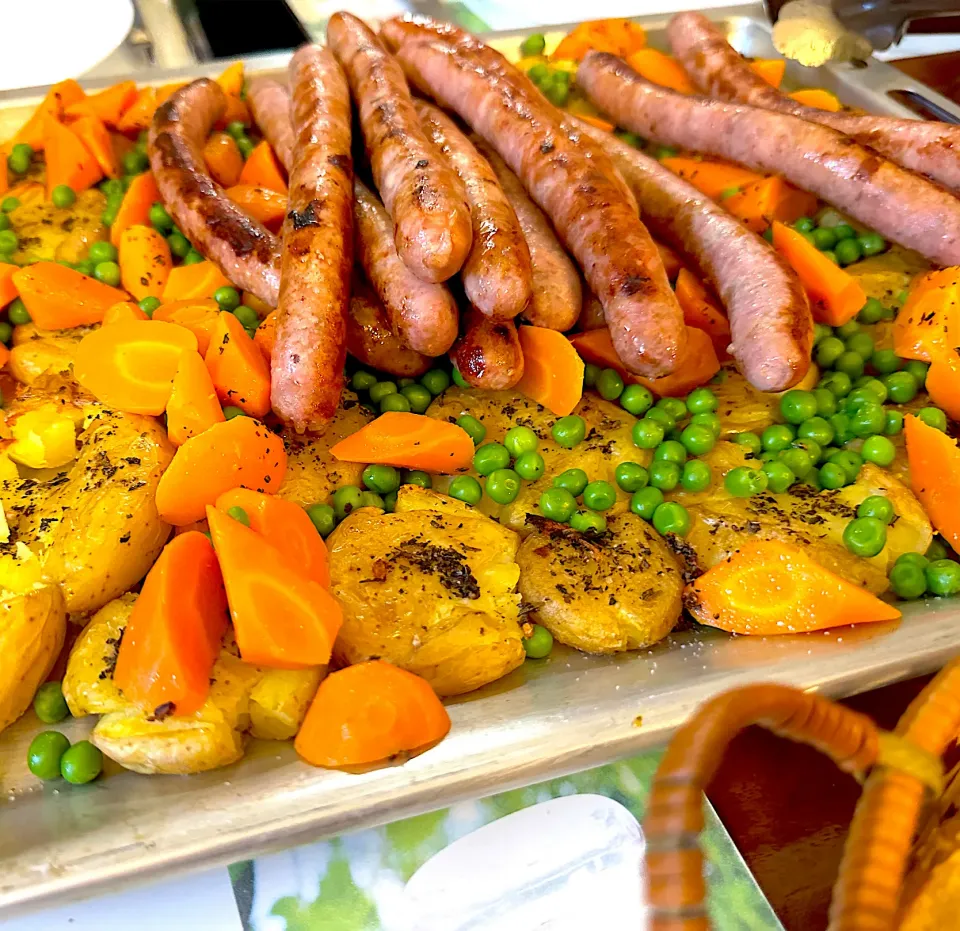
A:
[470,134,582,331]
[353,177,459,356]
[577,52,960,267]
[573,116,813,392]
[668,11,960,194]
[415,100,533,321]
[347,277,432,377]
[383,28,687,378]
[246,76,295,171]
[327,12,472,283]
[148,79,281,305]
[272,45,354,431]
[452,309,525,390]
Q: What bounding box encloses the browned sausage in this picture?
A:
[452,309,525,390]
[148,79,281,305]
[573,116,812,392]
[271,45,353,431]
[347,277,432,377]
[668,11,960,194]
[415,100,533,321]
[577,52,960,267]
[246,76,295,171]
[382,28,687,378]
[326,12,472,283]
[353,177,459,356]
[470,134,582,331]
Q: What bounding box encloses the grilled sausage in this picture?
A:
[353,177,459,356]
[347,277,432,377]
[271,45,353,431]
[246,76,295,171]
[148,79,281,305]
[415,100,533,321]
[383,29,687,378]
[452,308,525,389]
[668,11,960,194]
[577,52,960,267]
[471,134,582,331]
[327,12,472,283]
[573,116,812,392]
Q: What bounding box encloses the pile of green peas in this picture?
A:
[769,211,888,267]
[225,120,256,160]
[888,539,960,600]
[525,59,572,108]
[350,364,450,416]
[26,680,104,784]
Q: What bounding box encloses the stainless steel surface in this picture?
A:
[2,4,960,916]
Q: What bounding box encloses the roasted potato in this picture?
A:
[517,512,683,653]
[248,666,324,740]
[327,486,524,696]
[711,364,819,437]
[8,324,95,385]
[9,189,107,266]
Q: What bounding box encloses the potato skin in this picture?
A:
[8,324,95,386]
[517,513,683,654]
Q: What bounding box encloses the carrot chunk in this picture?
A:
[206,505,341,669]
[749,58,786,88]
[674,269,731,358]
[655,241,684,281]
[686,539,901,635]
[892,268,960,362]
[625,48,695,94]
[294,661,451,769]
[162,261,231,302]
[155,417,287,525]
[905,414,960,552]
[119,224,172,300]
[926,351,960,421]
[12,262,127,329]
[14,80,85,150]
[111,171,162,246]
[113,531,229,717]
[67,115,120,179]
[43,118,103,197]
[225,184,286,232]
[514,324,584,416]
[204,311,271,417]
[724,177,817,233]
[167,349,225,446]
[254,310,277,363]
[237,141,287,194]
[214,95,251,130]
[115,87,157,136]
[216,62,245,97]
[0,263,18,309]
[330,412,475,472]
[102,301,149,324]
[789,88,842,111]
[660,157,764,201]
[64,80,138,127]
[203,132,244,188]
[74,319,198,415]
[153,298,221,355]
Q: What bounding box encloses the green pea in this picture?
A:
[539,487,577,522]
[857,297,885,324]
[421,368,451,396]
[793,216,815,233]
[632,417,665,449]
[630,486,664,520]
[655,397,686,421]
[652,501,691,537]
[858,495,894,523]
[816,336,845,369]
[645,407,675,431]
[0,213,8,233]
[797,416,835,447]
[27,731,71,780]
[819,371,853,397]
[1,196,21,212]
[679,423,715,456]
[0,321,12,344]
[220,120,244,140]
[835,320,861,339]
[883,410,904,436]
[554,468,589,497]
[835,237,863,267]
[397,378,416,389]
[843,516,887,557]
[928,538,951,562]
[456,414,486,445]
[812,323,832,346]
[504,425,538,458]
[834,350,865,380]
[890,561,927,600]
[861,435,896,467]
[398,383,430,414]
[148,202,174,231]
[761,424,795,453]
[33,681,70,724]
[680,459,711,492]
[122,148,149,175]
[882,371,918,404]
[368,381,397,404]
[99,177,124,197]
[822,250,839,265]
[384,493,396,513]
[91,259,120,287]
[926,560,960,597]
[348,371,374,393]
[724,465,768,497]
[583,363,601,388]
[236,136,255,160]
[357,490,384,510]
[903,360,929,389]
[362,464,400,495]
[648,460,680,491]
[620,383,653,416]
[400,469,431,489]
[732,431,762,457]
[515,450,545,481]
[777,389,816,425]
[523,623,554,659]
[779,447,813,479]
[918,407,948,432]
[551,415,586,449]
[898,552,930,571]
[543,78,569,108]
[849,403,885,438]
[8,298,31,325]
[305,503,336,537]
[760,460,794,493]
[520,33,546,56]
[615,461,649,493]
[211,285,240,312]
[870,349,900,375]
[858,232,886,257]
[484,468,520,505]
[222,405,246,420]
[653,440,687,465]
[810,388,836,418]
[811,227,836,251]
[826,449,862,483]
[60,740,103,785]
[690,411,721,438]
[226,505,250,526]
[474,443,511,476]
[333,485,364,519]
[380,393,411,414]
[139,295,161,316]
[596,367,624,401]
[570,510,607,533]
[652,145,678,160]
[0,229,18,253]
[583,480,617,510]
[846,332,875,361]
[167,232,191,258]
[615,130,645,148]
[833,223,856,241]
[7,143,32,174]
[183,250,205,265]
[449,475,482,506]
[51,184,76,209]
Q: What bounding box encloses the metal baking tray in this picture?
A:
[3,4,960,917]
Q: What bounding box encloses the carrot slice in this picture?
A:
[0,263,18,309]
[659,157,765,200]
[686,540,900,635]
[111,171,162,246]
[162,261,231,302]
[204,311,271,417]
[216,62,245,97]
[113,531,228,716]
[203,132,244,188]
[102,301,149,324]
[67,115,119,179]
[225,184,286,232]
[724,176,818,233]
[13,79,85,151]
[625,48,696,94]
[43,118,103,197]
[514,324,585,416]
[119,224,172,300]
[330,412,474,472]
[116,87,157,136]
[575,113,615,133]
[254,310,277,363]
[167,349,225,446]
[749,58,786,88]
[12,262,127,329]
[155,417,287,525]
[206,505,340,669]
[237,141,288,194]
[892,268,960,362]
[155,82,189,106]
[905,414,960,551]
[153,298,221,355]
[64,80,138,127]
[214,487,330,587]
[927,351,960,421]
[675,268,731,358]
[295,660,450,769]
[789,88,842,111]
[74,319,197,415]
[214,95,251,130]
[772,221,867,326]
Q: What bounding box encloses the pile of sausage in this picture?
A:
[146,11,960,431]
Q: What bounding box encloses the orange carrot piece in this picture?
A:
[216,62,245,97]
[514,324,585,416]
[67,115,120,179]
[655,241,684,281]
[772,221,867,326]
[215,487,330,587]
[905,414,960,552]
[154,82,188,105]
[789,88,842,111]
[0,343,9,370]
[162,261,231,302]
[724,176,818,233]
[43,118,103,197]
[13,79,85,151]
[155,417,287,525]
[214,95,251,130]
[675,268,731,358]
[237,141,287,194]
[116,87,157,136]
[686,539,900,635]
[575,113,615,133]
[295,660,450,769]
[119,224,172,300]
[892,268,960,362]
[749,58,786,88]
[113,531,229,717]
[0,263,17,309]
[206,505,340,668]
[225,184,286,232]
[254,310,277,363]
[73,319,198,415]
[203,132,244,188]
[12,262,127,329]
[102,301,149,324]
[167,349,225,446]
[330,412,475,472]
[927,350,960,422]
[64,80,138,127]
[625,48,696,94]
[204,311,271,417]
[152,298,221,355]
[110,171,162,246]
[551,31,593,62]
[659,157,765,200]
